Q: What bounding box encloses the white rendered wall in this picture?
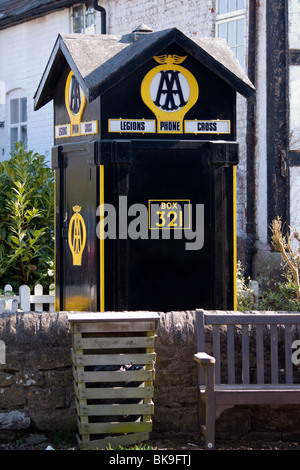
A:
[0,10,71,162]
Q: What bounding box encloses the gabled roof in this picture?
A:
[34,27,255,111]
[0,0,84,30]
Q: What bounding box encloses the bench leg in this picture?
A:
[197,364,215,449]
[205,365,215,449]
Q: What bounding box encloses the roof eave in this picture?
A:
[0,1,84,31]
[34,34,91,110]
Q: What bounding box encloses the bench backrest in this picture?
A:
[196,309,300,385]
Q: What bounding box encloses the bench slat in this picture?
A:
[213,325,221,384]
[213,384,300,390]
[270,324,278,384]
[227,325,235,384]
[285,324,293,384]
[242,324,250,384]
[204,313,300,325]
[213,388,300,405]
[256,325,264,384]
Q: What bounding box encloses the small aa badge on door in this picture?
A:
[68,205,87,266]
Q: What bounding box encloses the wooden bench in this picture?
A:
[194,309,300,449]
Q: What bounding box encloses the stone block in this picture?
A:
[0,410,30,430]
[0,388,26,409]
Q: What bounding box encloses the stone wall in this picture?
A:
[1,310,300,442]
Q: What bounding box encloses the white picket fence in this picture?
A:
[0,284,55,313]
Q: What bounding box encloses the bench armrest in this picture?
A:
[194,352,215,364]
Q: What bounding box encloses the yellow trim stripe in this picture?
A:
[100,165,105,312]
[233,165,237,310]
[54,172,59,312]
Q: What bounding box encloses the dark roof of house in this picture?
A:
[34,27,255,110]
[0,0,85,30]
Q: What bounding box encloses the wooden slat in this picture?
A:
[71,348,77,366]
[213,384,300,390]
[76,369,155,383]
[29,295,55,303]
[270,324,278,384]
[204,313,300,325]
[72,321,158,333]
[256,325,264,384]
[68,312,160,322]
[77,431,150,450]
[72,365,78,383]
[73,335,156,350]
[284,324,293,384]
[227,325,235,384]
[77,418,152,435]
[214,388,300,405]
[74,383,154,400]
[73,352,156,366]
[242,324,250,384]
[77,401,154,416]
[73,329,89,444]
[143,331,155,424]
[212,325,220,384]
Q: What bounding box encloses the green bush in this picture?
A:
[237,261,256,311]
[237,261,300,312]
[258,277,300,311]
[0,143,54,291]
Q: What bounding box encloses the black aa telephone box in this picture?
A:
[34,28,255,313]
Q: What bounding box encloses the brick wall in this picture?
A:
[101,0,216,37]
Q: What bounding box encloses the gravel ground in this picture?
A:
[1,433,300,451]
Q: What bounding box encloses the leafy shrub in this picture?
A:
[237,261,256,311]
[0,143,54,290]
[258,278,300,311]
[270,216,300,301]
[237,260,300,312]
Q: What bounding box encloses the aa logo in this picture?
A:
[152,56,188,111]
[64,71,86,136]
[141,55,199,133]
[69,75,81,114]
[68,205,87,266]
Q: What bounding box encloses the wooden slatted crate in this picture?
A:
[68,312,160,449]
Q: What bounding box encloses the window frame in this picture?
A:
[216,1,247,69]
[8,94,27,150]
[71,1,97,34]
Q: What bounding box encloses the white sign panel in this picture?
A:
[184,120,230,134]
[109,119,156,133]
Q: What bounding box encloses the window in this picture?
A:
[10,97,27,149]
[216,0,246,68]
[72,1,96,34]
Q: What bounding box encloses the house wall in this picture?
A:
[100,0,216,37]
[0,10,72,162]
